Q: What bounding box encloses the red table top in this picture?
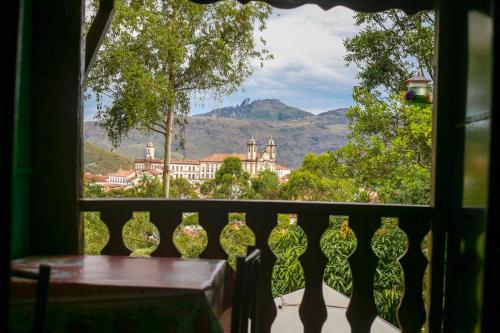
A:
[10,256,232,332]
[12,255,227,292]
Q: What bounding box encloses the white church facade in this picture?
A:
[134,137,291,182]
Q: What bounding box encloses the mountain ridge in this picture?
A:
[197,98,315,121]
[84,99,350,169]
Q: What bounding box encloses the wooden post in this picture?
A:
[1,0,22,329]
[29,0,84,254]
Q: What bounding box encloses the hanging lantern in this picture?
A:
[404,71,432,105]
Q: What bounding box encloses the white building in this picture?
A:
[134,137,291,182]
[107,169,137,186]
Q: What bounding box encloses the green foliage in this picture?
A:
[269,215,306,295]
[220,213,255,268]
[84,180,106,198]
[83,212,109,255]
[130,175,164,198]
[87,0,272,145]
[252,170,280,200]
[171,177,198,199]
[173,214,208,258]
[200,157,255,199]
[321,217,356,295]
[344,10,434,94]
[335,89,432,204]
[123,213,159,257]
[280,153,358,202]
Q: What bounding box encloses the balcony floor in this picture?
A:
[272,284,400,333]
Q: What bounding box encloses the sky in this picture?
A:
[84,5,359,120]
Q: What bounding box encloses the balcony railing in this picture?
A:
[79,199,432,333]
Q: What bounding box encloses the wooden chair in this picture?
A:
[231,247,262,333]
[11,264,51,333]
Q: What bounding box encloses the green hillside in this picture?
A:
[84,142,133,174]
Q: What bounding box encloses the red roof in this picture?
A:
[275,164,290,171]
[84,173,108,182]
[171,159,200,165]
[135,158,200,165]
[108,169,135,177]
[200,153,248,162]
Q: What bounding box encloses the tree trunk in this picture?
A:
[162,5,177,198]
[163,103,174,198]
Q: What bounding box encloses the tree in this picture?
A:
[252,170,280,200]
[200,157,254,199]
[343,10,434,94]
[340,8,434,205]
[170,177,197,199]
[334,89,432,204]
[86,0,272,197]
[280,152,358,202]
[83,180,106,198]
[131,175,163,197]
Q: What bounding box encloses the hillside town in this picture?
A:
[85,136,291,191]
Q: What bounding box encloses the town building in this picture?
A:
[133,137,291,182]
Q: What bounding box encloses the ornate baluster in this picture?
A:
[199,210,228,259]
[100,209,132,256]
[397,215,430,332]
[150,210,182,257]
[246,210,277,333]
[346,214,381,333]
[297,212,330,333]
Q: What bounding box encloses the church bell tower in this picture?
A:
[267,138,276,161]
[247,136,257,160]
[146,141,155,159]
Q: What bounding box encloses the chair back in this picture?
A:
[231,247,262,333]
[11,264,51,333]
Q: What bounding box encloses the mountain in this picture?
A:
[198,98,314,121]
[84,142,133,174]
[317,108,350,124]
[83,100,350,169]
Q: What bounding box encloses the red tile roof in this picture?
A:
[275,164,290,170]
[200,153,248,162]
[171,159,200,165]
[84,173,108,182]
[108,170,135,177]
[134,158,200,165]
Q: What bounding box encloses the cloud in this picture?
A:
[191,5,360,114]
[253,5,358,83]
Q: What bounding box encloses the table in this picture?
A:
[10,256,233,333]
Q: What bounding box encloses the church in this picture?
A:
[134,137,291,182]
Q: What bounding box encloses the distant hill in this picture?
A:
[83,100,350,169]
[84,142,133,174]
[317,108,349,124]
[198,98,314,121]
